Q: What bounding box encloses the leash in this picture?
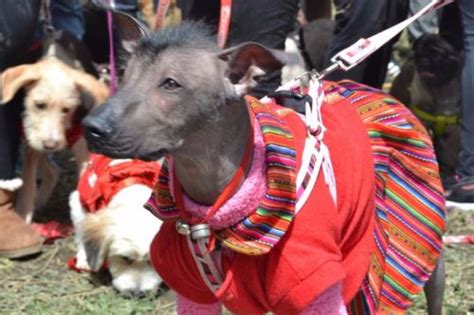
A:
[319,0,454,79]
[217,0,232,48]
[106,0,117,95]
[153,0,171,30]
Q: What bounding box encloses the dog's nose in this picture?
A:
[82,116,111,139]
[42,139,60,150]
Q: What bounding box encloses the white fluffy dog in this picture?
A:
[69,156,162,296]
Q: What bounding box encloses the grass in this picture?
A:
[0,238,176,315]
[1,209,472,314]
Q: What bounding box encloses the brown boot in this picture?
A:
[0,179,43,258]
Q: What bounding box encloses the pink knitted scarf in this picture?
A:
[181,117,267,230]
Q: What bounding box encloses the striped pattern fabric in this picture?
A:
[145,97,298,256]
[324,81,446,314]
[145,160,179,220]
[216,97,297,255]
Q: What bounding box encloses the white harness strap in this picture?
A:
[186,235,223,293]
[266,75,337,212]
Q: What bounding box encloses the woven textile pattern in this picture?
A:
[325,81,447,314]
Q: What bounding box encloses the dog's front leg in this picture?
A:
[35,154,59,208]
[71,137,90,175]
[176,294,222,315]
[424,254,445,315]
[69,190,91,270]
[16,146,41,223]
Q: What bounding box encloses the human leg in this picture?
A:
[446,0,474,209]
[0,98,42,258]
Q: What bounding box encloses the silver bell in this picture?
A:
[176,220,191,235]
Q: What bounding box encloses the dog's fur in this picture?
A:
[1,57,109,222]
[69,181,162,296]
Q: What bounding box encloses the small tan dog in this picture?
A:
[1,56,109,222]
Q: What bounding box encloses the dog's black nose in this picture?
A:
[82,115,111,139]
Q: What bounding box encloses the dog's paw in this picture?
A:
[75,249,92,271]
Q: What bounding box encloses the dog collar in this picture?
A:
[409,103,460,137]
[146,97,298,255]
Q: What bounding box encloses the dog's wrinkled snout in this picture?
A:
[82,100,119,145]
[82,115,110,139]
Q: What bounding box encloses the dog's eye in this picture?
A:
[62,108,70,114]
[160,78,181,91]
[35,103,46,110]
[120,255,133,264]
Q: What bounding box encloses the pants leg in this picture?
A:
[458,0,474,177]
[50,0,85,40]
[0,95,23,180]
[407,0,438,41]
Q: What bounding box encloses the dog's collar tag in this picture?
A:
[176,220,191,235]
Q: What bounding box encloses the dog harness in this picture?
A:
[78,154,160,213]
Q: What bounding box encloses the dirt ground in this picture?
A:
[0,151,472,315]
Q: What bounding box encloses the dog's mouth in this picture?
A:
[138,148,169,161]
[87,138,169,162]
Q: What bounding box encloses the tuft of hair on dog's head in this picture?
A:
[135,21,218,59]
[414,34,462,86]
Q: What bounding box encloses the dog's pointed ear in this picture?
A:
[1,65,39,104]
[83,236,109,272]
[113,11,150,54]
[82,213,112,272]
[218,42,287,96]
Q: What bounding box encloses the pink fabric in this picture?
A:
[175,283,346,315]
[301,282,347,315]
[177,294,222,315]
[182,117,267,229]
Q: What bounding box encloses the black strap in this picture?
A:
[267,90,312,114]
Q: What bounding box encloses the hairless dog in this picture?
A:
[83,19,446,315]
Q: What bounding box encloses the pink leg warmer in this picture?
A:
[301,282,347,315]
[177,294,222,315]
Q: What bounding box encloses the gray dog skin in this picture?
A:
[83,20,445,315]
[83,22,286,205]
